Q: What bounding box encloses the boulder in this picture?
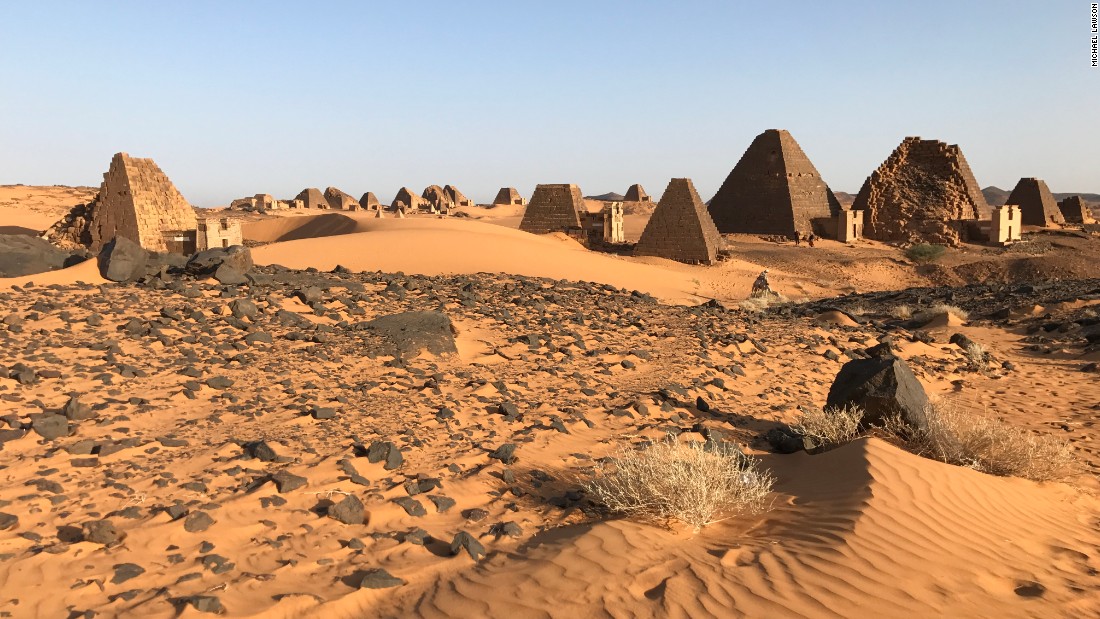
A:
[98,237,149,282]
[186,245,253,276]
[825,352,930,430]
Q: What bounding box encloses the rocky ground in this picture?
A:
[0,264,1098,617]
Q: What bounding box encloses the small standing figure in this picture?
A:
[792,232,801,246]
[807,233,816,248]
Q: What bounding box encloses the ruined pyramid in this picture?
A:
[45,152,197,252]
[624,184,651,202]
[851,137,990,244]
[444,184,473,207]
[323,186,358,210]
[707,129,841,236]
[1006,177,1065,227]
[519,184,584,234]
[634,178,722,264]
[392,187,428,211]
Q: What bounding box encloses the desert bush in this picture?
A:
[791,405,863,447]
[905,243,946,264]
[887,401,1075,482]
[890,304,913,320]
[965,342,989,370]
[914,303,969,323]
[583,437,775,530]
[739,293,790,313]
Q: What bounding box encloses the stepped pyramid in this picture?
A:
[1058,196,1091,224]
[1006,177,1065,226]
[359,192,381,211]
[634,178,722,264]
[624,184,650,202]
[519,184,584,234]
[493,187,525,206]
[852,137,990,244]
[45,152,197,252]
[295,187,327,209]
[708,129,841,236]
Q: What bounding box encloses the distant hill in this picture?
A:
[585,192,625,202]
[833,191,856,207]
[982,186,1012,206]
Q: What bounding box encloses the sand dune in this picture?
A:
[250,217,775,304]
[320,439,1100,618]
[0,256,105,289]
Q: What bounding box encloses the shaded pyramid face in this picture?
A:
[624,184,650,202]
[519,184,584,234]
[493,187,523,205]
[295,188,327,209]
[1006,178,1065,226]
[634,178,722,264]
[707,129,840,236]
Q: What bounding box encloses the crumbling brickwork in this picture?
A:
[851,137,990,245]
[519,184,585,234]
[1005,178,1065,227]
[634,178,722,264]
[493,187,525,206]
[422,185,451,210]
[295,188,328,209]
[444,185,473,207]
[45,152,197,252]
[1058,195,1092,224]
[708,129,841,237]
[324,186,358,210]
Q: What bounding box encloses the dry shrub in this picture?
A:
[890,304,913,320]
[965,342,989,370]
[915,303,969,323]
[739,293,790,313]
[905,243,946,263]
[791,405,863,447]
[583,437,775,530]
[887,401,1075,482]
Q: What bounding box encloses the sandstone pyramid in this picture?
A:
[295,188,328,209]
[493,187,525,206]
[359,192,381,211]
[1058,196,1091,224]
[851,137,990,244]
[519,184,584,234]
[1006,178,1064,227]
[624,184,651,202]
[45,152,197,252]
[324,186,358,210]
[708,129,841,236]
[444,184,473,207]
[392,187,427,211]
[634,178,722,264]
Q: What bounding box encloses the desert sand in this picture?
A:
[1,190,1099,618]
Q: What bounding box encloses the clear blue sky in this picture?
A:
[1,1,1096,206]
